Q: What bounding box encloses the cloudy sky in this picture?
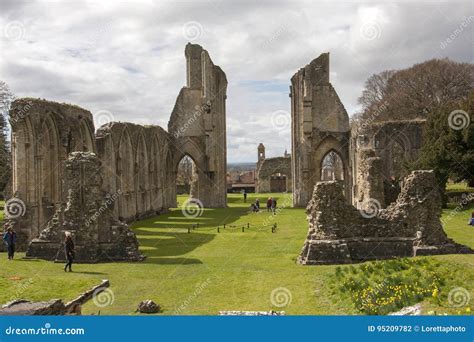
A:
[0,0,472,162]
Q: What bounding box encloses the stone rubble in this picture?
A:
[298,170,473,264]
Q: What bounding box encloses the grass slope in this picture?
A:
[0,194,472,315]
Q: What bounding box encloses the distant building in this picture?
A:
[226,170,256,193]
[255,143,292,193]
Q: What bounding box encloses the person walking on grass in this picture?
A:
[64,232,75,272]
[266,197,272,212]
[271,197,277,215]
[3,227,17,260]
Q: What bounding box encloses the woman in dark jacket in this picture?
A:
[64,232,75,272]
[3,227,17,260]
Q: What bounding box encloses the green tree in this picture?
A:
[415,91,474,189]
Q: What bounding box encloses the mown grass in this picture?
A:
[0,193,472,315]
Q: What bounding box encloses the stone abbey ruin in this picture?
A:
[4,44,472,263]
[298,170,473,265]
[7,43,227,261]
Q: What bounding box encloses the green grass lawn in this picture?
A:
[0,193,473,315]
[0,200,4,221]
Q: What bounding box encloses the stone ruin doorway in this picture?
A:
[321,150,345,181]
[270,173,289,192]
[176,154,198,197]
[320,150,346,196]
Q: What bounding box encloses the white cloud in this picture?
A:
[0,0,472,162]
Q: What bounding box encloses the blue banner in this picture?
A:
[0,316,472,342]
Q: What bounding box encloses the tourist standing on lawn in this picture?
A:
[243,190,247,203]
[271,198,277,215]
[3,227,17,260]
[255,198,260,211]
[64,232,75,272]
[267,197,272,212]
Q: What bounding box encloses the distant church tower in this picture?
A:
[257,143,265,168]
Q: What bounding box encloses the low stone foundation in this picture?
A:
[298,170,473,265]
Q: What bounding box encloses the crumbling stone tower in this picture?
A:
[168,43,228,208]
[290,53,351,207]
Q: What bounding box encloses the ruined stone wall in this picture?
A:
[256,157,292,193]
[95,122,174,222]
[290,53,351,207]
[298,170,472,265]
[7,99,96,249]
[26,152,143,262]
[168,43,228,207]
[8,44,228,252]
[351,120,425,207]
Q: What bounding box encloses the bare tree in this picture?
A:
[358,59,474,123]
[0,81,13,193]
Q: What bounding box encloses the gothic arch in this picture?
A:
[36,114,60,230]
[312,135,350,199]
[148,135,162,211]
[116,127,135,221]
[79,118,96,152]
[135,131,149,215]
